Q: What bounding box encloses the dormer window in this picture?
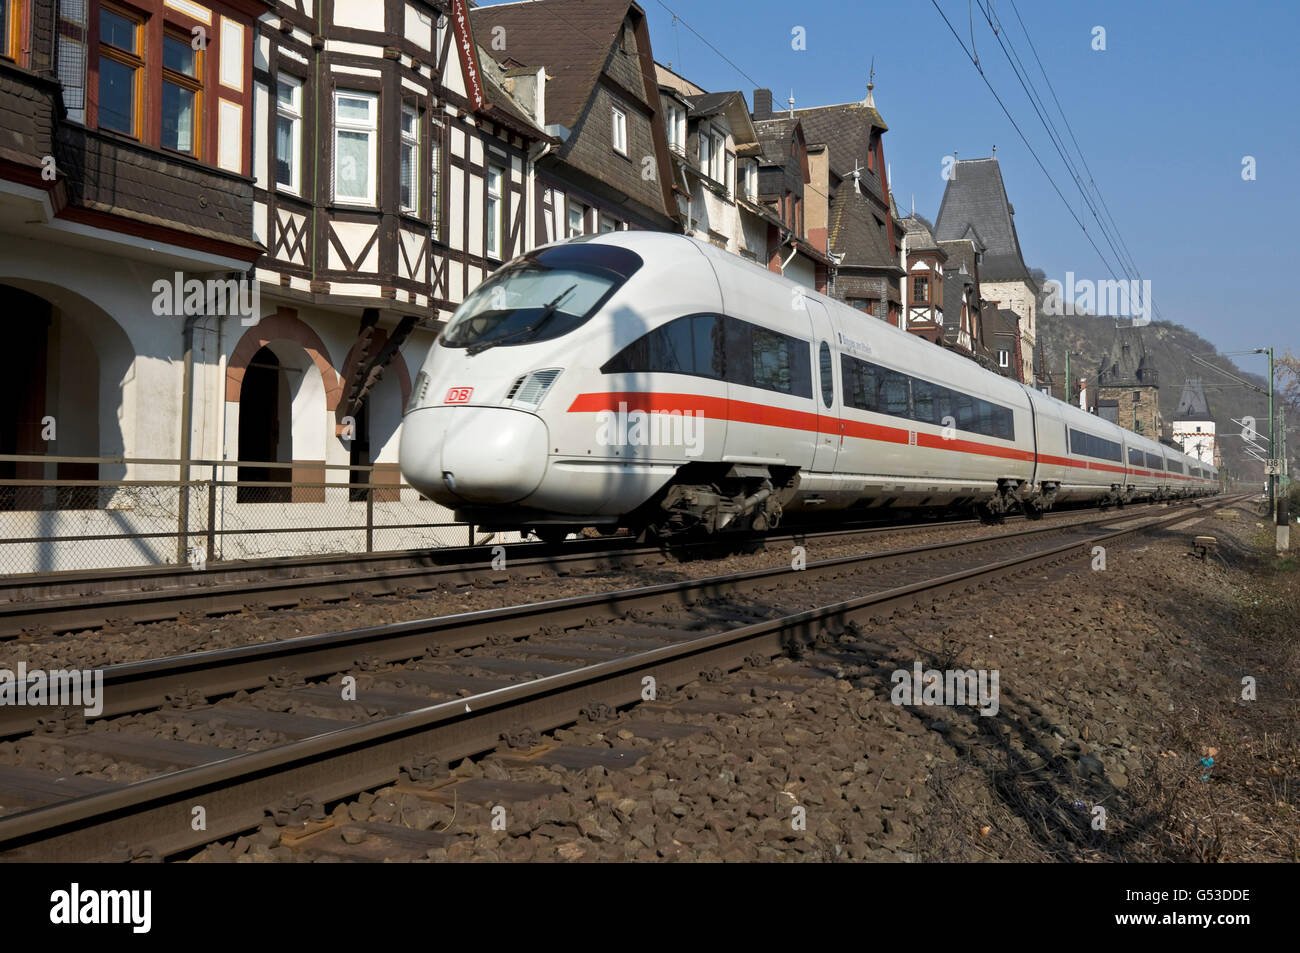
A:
[666,103,686,153]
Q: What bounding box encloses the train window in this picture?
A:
[602,314,810,399]
[818,341,834,409]
[1166,458,1183,474]
[839,354,1014,440]
[442,243,643,352]
[881,368,910,416]
[602,314,724,378]
[745,324,812,398]
[1128,447,1143,466]
[1069,428,1122,462]
[912,377,936,423]
[1145,452,1163,470]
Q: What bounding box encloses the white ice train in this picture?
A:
[399,232,1217,541]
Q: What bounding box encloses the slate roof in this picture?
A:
[901,214,941,253]
[470,0,642,133]
[754,115,799,165]
[1098,325,1158,388]
[688,91,734,116]
[941,264,974,334]
[933,157,1031,282]
[793,101,888,203]
[827,178,903,274]
[1174,379,1213,420]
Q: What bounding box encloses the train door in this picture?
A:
[806,299,842,474]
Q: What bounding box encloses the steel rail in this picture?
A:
[0,499,1224,741]
[0,496,1233,861]
[0,502,1172,638]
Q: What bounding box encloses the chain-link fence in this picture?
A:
[0,454,513,577]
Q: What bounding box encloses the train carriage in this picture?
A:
[400,232,1217,540]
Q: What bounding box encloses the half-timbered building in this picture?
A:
[241,0,547,506]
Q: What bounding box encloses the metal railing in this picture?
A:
[0,454,487,577]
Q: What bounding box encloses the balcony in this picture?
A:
[54,123,258,252]
[0,60,60,174]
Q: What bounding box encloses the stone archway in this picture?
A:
[227,308,341,503]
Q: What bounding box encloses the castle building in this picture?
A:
[1096,324,1162,437]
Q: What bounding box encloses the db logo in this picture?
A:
[445,387,474,404]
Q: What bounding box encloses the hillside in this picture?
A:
[1036,312,1271,483]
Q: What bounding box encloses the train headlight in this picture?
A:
[506,368,563,409]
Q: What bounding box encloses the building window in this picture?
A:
[743,160,757,201]
[912,275,929,303]
[430,138,441,234]
[98,5,144,137]
[161,31,201,154]
[998,349,1009,368]
[666,103,685,153]
[698,127,710,172]
[486,164,505,259]
[1,0,16,60]
[275,76,303,193]
[599,213,617,233]
[334,90,378,205]
[400,103,420,214]
[724,151,734,198]
[612,105,628,156]
[567,199,586,237]
[1132,390,1141,401]
[710,133,724,180]
[848,298,869,311]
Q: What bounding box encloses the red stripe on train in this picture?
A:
[567,392,1203,478]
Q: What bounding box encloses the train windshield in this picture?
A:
[440,242,643,353]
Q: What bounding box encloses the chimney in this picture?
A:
[753,88,772,120]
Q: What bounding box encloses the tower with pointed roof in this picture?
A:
[1172,379,1217,466]
[1096,324,1162,437]
[934,156,1038,383]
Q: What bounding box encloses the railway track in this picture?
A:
[0,495,1236,861]
[1,507,1095,639]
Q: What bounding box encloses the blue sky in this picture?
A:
[479,1,1299,362]
[641,0,1300,362]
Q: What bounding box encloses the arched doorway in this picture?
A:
[0,283,115,510]
[227,309,339,505]
[236,345,292,502]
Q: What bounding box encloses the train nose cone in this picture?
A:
[400,406,549,505]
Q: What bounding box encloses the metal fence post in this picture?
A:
[206,464,217,564]
[176,459,188,565]
[365,476,374,554]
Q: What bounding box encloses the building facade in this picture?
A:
[1172,379,1217,466]
[933,156,1037,383]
